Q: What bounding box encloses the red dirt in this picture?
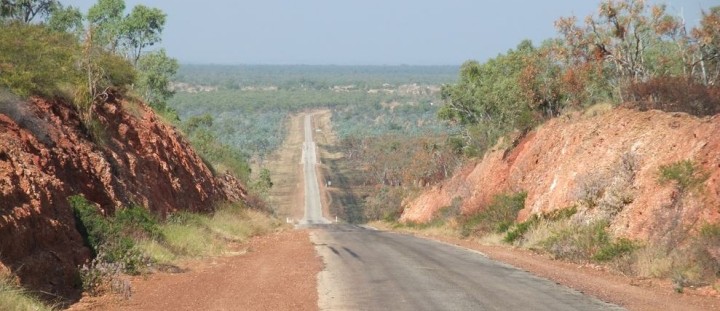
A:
[68,229,321,311]
[402,109,720,241]
[0,95,245,301]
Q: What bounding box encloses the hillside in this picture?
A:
[402,108,720,240]
[0,93,246,301]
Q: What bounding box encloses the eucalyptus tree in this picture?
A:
[86,0,125,51]
[47,3,82,34]
[136,49,178,111]
[0,0,57,23]
[121,5,166,65]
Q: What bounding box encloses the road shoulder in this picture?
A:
[375,226,720,311]
[68,229,322,311]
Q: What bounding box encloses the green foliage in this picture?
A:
[460,191,527,237]
[69,195,149,275]
[543,206,578,221]
[47,3,83,34]
[541,220,611,261]
[70,195,116,255]
[0,22,80,97]
[504,215,539,243]
[169,65,457,162]
[439,42,539,155]
[114,205,162,239]
[0,277,54,311]
[694,223,720,277]
[250,168,273,197]
[593,238,638,262]
[502,213,635,262]
[87,0,126,50]
[95,51,136,88]
[363,186,407,222]
[0,0,57,23]
[175,64,458,90]
[120,5,165,64]
[181,115,251,182]
[658,160,709,192]
[135,49,177,110]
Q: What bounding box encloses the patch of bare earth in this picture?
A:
[263,112,305,221]
[379,226,720,311]
[68,229,321,311]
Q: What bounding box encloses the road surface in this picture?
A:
[312,225,622,310]
[299,113,330,225]
[296,113,620,310]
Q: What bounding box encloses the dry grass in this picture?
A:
[0,277,54,311]
[203,206,280,242]
[136,239,177,265]
[582,102,614,118]
[158,203,281,259]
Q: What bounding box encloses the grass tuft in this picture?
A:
[0,277,54,311]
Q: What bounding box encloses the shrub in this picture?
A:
[363,186,406,222]
[114,205,162,240]
[504,215,539,243]
[593,238,638,262]
[541,220,611,261]
[69,195,147,275]
[658,160,709,192]
[693,223,720,278]
[624,76,720,117]
[78,251,131,298]
[460,191,527,237]
[0,22,81,98]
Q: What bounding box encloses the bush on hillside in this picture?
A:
[0,22,80,97]
[624,77,720,117]
[460,191,527,237]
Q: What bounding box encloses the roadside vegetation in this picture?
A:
[382,158,718,293]
[374,0,720,295]
[0,278,55,311]
[168,65,462,221]
[69,195,281,298]
[0,1,280,308]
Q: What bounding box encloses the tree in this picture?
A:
[46,3,82,34]
[438,42,536,153]
[87,0,125,51]
[121,5,165,65]
[691,6,720,85]
[0,0,57,23]
[135,49,178,110]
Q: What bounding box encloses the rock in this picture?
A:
[401,109,720,241]
[0,97,246,302]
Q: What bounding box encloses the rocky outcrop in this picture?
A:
[0,95,246,301]
[401,109,720,241]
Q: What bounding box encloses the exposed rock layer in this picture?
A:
[401,109,720,240]
[0,96,245,301]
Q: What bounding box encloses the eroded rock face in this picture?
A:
[0,97,246,301]
[401,109,720,241]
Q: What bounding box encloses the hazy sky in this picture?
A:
[63,0,714,65]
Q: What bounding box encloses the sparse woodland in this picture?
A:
[2,0,720,307]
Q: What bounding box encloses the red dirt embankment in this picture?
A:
[0,95,245,301]
[402,109,720,240]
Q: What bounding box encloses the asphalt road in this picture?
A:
[299,113,330,225]
[299,113,621,310]
[312,225,623,311]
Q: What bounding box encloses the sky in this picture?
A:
[63,0,715,65]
